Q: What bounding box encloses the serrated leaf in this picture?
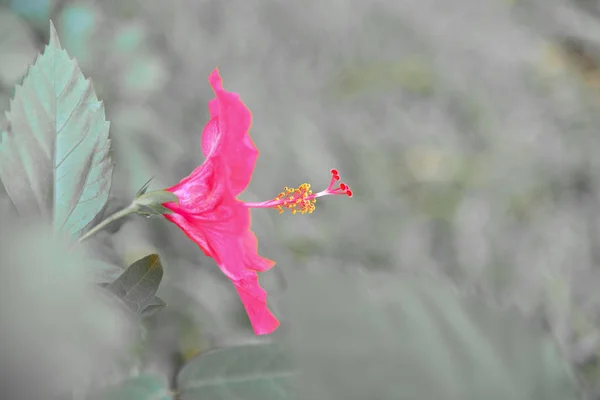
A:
[286,270,580,400]
[0,21,113,238]
[86,373,173,400]
[106,254,163,315]
[177,343,296,400]
[140,296,166,318]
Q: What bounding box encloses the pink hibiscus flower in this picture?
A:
[162,68,352,335]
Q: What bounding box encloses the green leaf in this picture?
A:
[0,21,113,239]
[285,270,580,400]
[106,254,164,315]
[177,343,296,400]
[140,296,166,318]
[87,373,173,400]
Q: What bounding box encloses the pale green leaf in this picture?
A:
[87,373,173,400]
[106,254,164,315]
[0,21,113,238]
[177,343,296,400]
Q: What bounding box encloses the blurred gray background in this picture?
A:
[3,0,600,397]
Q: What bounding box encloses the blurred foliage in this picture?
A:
[0,214,139,399]
[333,57,437,98]
[285,268,580,399]
[86,374,173,400]
[0,12,37,84]
[3,0,600,397]
[176,343,294,400]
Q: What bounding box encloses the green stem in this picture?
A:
[79,205,139,243]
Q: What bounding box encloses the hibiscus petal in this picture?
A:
[241,230,276,272]
[201,68,259,196]
[166,158,229,216]
[164,187,250,255]
[200,115,219,158]
[164,212,215,258]
[164,193,279,335]
[232,274,280,335]
[210,231,279,335]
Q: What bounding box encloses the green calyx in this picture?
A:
[78,188,178,243]
[133,189,179,217]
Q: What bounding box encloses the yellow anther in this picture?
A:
[274,183,318,215]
